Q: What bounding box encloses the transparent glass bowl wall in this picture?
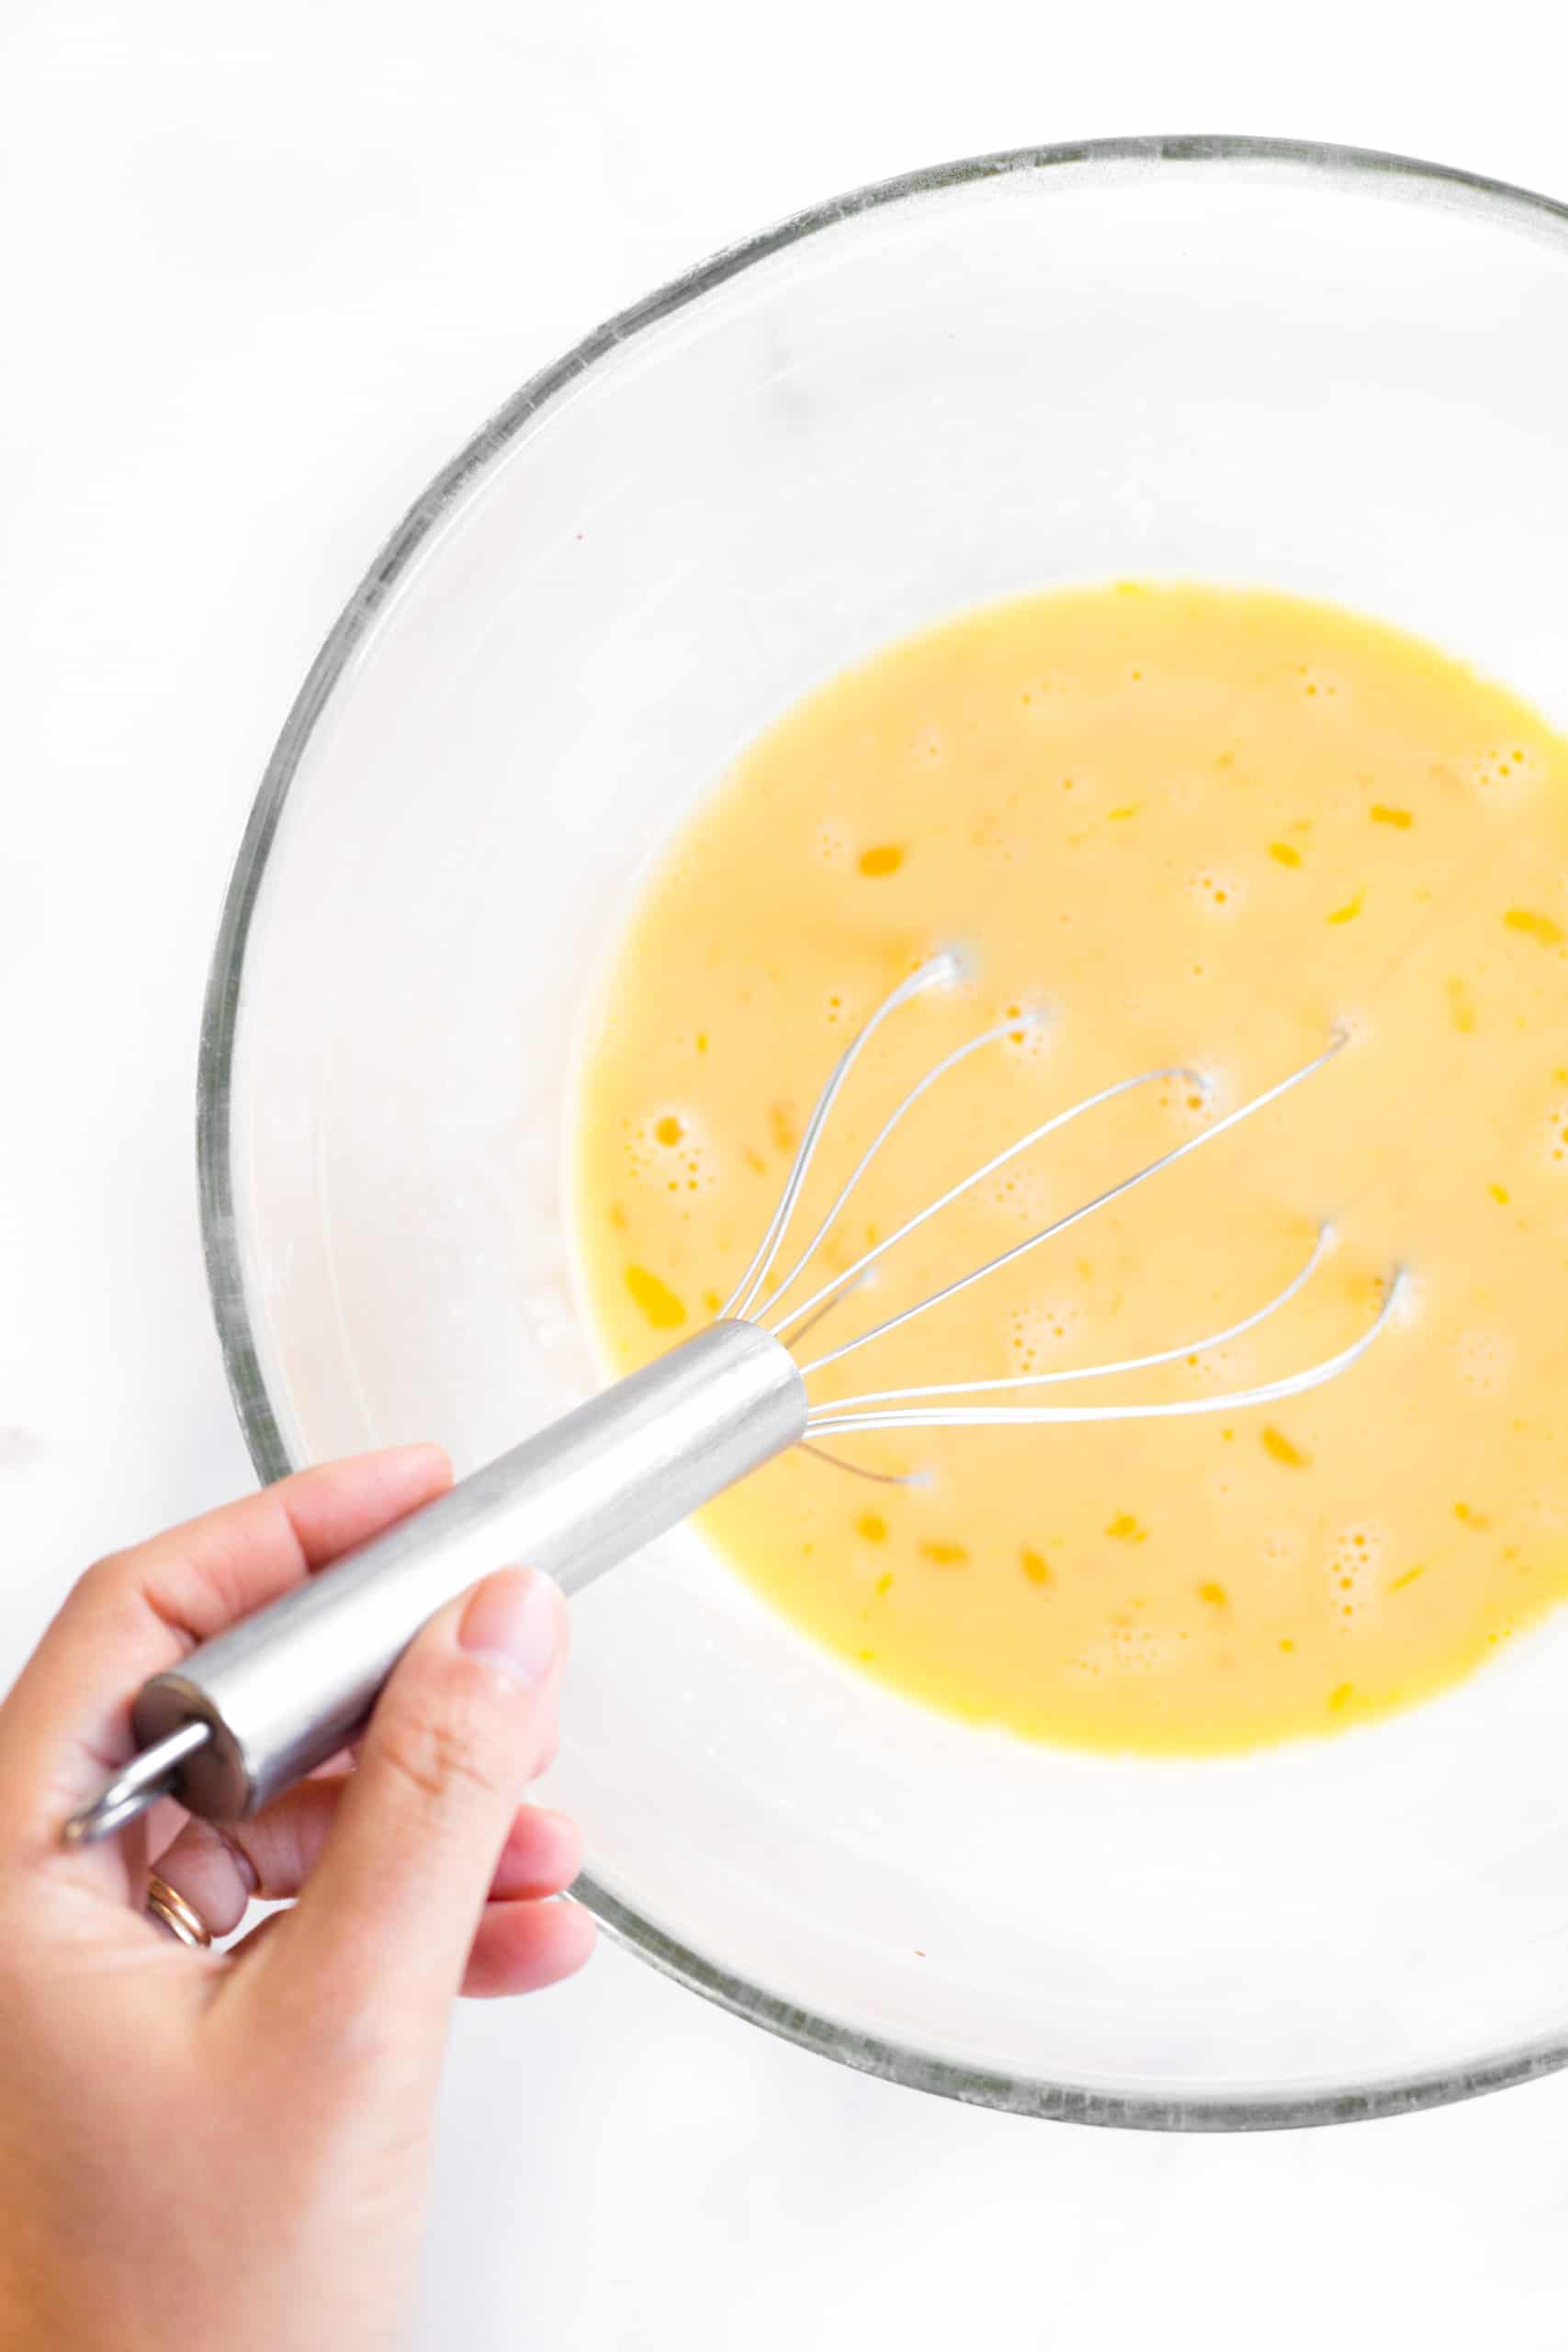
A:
[205,141,1568,2126]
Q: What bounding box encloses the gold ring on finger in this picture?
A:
[145,1871,214,1951]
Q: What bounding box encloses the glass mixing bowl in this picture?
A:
[200,137,1568,2128]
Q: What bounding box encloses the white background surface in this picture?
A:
[6,5,1568,2345]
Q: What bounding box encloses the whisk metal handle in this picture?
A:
[106,1322,804,1832]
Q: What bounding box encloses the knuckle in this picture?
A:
[378,1720,482,1806]
[376,1669,513,1811]
[75,1552,129,1606]
[68,1552,146,1638]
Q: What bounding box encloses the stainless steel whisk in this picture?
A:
[67,949,1403,1844]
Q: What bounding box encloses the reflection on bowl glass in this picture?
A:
[202,138,1568,2129]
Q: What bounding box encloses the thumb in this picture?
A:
[266,1567,569,2022]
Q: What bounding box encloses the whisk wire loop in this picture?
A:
[716,957,1394,1458]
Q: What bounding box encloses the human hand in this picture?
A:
[0,1448,594,2352]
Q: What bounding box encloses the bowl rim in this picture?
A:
[197,130,1568,2131]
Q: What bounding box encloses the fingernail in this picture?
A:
[459,1568,564,1685]
[386,1441,452,1487]
[217,1829,259,1896]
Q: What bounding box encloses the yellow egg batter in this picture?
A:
[572,584,1568,1754]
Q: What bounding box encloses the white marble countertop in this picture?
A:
[6,6,1568,2344]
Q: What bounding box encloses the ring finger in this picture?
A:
[150,1774,581,1939]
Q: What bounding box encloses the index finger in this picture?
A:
[0,1446,452,1890]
